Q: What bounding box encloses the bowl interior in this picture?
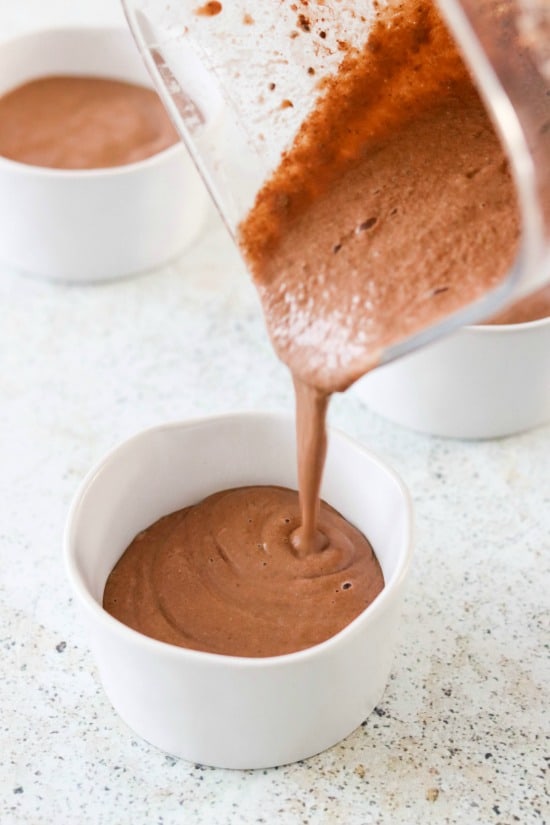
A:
[0,27,153,100]
[67,414,412,613]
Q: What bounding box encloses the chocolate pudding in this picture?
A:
[487,284,550,325]
[0,76,179,169]
[103,486,383,657]
[195,1,223,16]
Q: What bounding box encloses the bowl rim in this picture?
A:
[0,24,184,179]
[64,410,414,669]
[468,313,550,332]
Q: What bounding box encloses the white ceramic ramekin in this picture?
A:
[64,413,413,769]
[354,316,550,439]
[0,27,208,282]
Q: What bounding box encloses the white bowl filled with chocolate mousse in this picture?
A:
[0,26,207,281]
[354,286,550,440]
[65,413,413,769]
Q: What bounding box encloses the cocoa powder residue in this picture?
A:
[195,1,222,17]
[239,2,477,264]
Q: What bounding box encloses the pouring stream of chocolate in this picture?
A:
[239,1,519,554]
[292,377,330,555]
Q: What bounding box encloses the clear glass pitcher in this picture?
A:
[122,0,550,363]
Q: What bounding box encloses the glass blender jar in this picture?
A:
[122,0,550,364]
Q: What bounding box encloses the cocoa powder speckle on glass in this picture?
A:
[195,1,222,17]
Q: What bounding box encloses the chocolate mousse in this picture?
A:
[103,486,383,657]
[0,76,179,169]
[487,284,550,324]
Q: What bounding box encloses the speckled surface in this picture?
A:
[1,4,549,824]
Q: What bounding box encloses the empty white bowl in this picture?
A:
[64,413,413,769]
[0,27,208,282]
[354,315,550,439]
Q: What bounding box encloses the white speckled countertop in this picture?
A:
[1,3,549,824]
